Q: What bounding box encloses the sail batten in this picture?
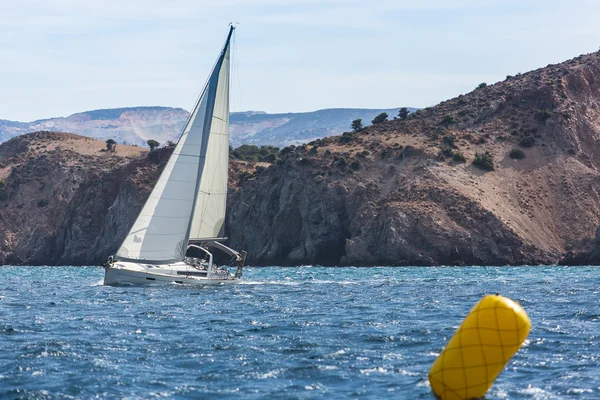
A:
[115,27,234,263]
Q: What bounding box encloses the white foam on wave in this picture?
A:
[360,367,390,375]
[304,383,324,391]
[567,388,593,394]
[323,349,346,358]
[257,369,282,379]
[518,384,560,398]
[239,280,301,285]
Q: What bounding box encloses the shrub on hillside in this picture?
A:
[339,132,356,144]
[371,112,388,125]
[351,119,363,132]
[147,139,160,151]
[332,156,347,169]
[441,115,457,127]
[509,149,526,159]
[453,151,467,162]
[398,107,410,120]
[439,146,454,158]
[231,144,280,162]
[106,139,117,152]
[262,153,276,163]
[279,145,295,156]
[442,135,456,147]
[472,151,495,171]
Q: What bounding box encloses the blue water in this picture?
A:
[1,266,599,399]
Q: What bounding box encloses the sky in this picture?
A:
[1,0,600,121]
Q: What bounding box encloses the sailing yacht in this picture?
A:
[104,26,246,286]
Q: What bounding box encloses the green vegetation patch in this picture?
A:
[509,149,526,159]
[472,151,495,171]
[440,115,458,127]
[371,112,388,125]
[231,144,281,163]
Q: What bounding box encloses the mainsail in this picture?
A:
[115,27,234,263]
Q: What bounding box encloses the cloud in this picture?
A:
[2,0,600,121]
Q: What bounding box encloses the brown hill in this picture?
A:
[0,131,259,265]
[2,52,600,266]
[226,52,600,265]
[0,131,159,264]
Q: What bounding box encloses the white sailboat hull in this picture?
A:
[104,261,239,286]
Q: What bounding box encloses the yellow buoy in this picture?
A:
[428,294,531,400]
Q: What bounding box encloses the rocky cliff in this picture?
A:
[0,131,255,265]
[226,52,600,266]
[0,132,169,264]
[2,52,600,266]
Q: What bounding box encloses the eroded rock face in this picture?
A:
[227,168,350,265]
[226,150,558,266]
[587,227,600,264]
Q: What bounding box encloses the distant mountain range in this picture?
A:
[0,106,416,148]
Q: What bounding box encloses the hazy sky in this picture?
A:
[2,0,600,121]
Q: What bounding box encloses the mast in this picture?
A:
[187,25,234,242]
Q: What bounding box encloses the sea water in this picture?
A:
[0,266,599,399]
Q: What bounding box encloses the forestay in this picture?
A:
[115,28,234,263]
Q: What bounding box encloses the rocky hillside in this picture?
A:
[0,107,413,149]
[226,52,600,266]
[0,131,257,265]
[0,132,154,264]
[1,52,600,266]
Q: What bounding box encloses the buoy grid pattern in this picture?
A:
[428,295,531,400]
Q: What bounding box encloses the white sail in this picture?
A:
[115,28,233,263]
[189,43,230,240]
